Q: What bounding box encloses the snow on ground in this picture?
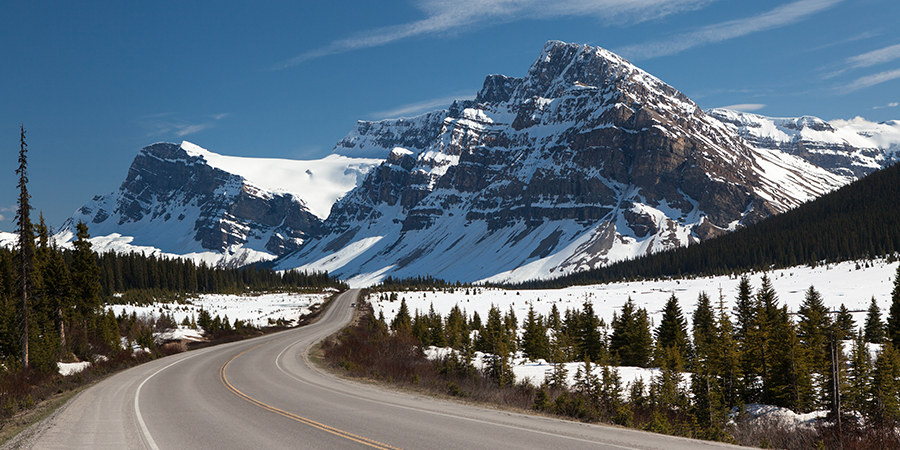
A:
[57,361,92,376]
[373,258,898,338]
[107,291,332,331]
[377,258,897,391]
[425,346,663,391]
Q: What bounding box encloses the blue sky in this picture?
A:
[2,0,899,232]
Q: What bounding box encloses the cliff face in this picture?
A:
[274,41,850,285]
[62,142,323,266]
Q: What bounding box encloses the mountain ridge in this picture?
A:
[53,41,900,283]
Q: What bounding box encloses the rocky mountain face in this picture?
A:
[60,142,324,267]
[707,108,900,178]
[273,41,876,286]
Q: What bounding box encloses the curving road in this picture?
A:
[15,290,749,449]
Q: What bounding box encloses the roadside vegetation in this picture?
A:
[324,267,900,449]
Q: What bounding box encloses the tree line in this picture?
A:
[376,268,900,438]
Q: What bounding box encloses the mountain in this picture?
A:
[58,141,381,267]
[272,41,898,286]
[707,109,900,178]
[518,155,900,289]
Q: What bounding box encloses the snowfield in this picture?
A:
[108,291,333,331]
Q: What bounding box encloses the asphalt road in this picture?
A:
[14,289,751,449]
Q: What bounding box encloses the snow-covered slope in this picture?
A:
[273,41,856,286]
[707,109,900,178]
[59,141,381,267]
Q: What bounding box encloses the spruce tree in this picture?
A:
[888,264,900,349]
[390,298,412,335]
[713,293,740,410]
[576,300,604,363]
[14,125,34,369]
[845,330,871,416]
[864,296,886,344]
[609,298,652,367]
[521,304,549,361]
[653,294,690,367]
[869,343,900,426]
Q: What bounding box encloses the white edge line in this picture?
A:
[134,352,205,450]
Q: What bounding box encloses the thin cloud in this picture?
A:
[274,0,718,69]
[368,93,474,120]
[718,103,766,112]
[846,43,900,69]
[824,42,900,79]
[842,67,900,93]
[618,0,843,60]
[873,102,899,110]
[140,113,230,138]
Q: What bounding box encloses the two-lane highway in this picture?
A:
[15,290,749,449]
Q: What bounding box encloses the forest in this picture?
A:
[350,270,900,447]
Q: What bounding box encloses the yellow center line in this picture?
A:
[220,341,402,450]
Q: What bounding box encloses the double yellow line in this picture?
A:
[220,342,401,450]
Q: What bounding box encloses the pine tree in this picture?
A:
[609,298,652,367]
[444,304,468,350]
[845,330,871,416]
[713,292,741,409]
[864,296,886,344]
[426,303,445,347]
[390,298,412,335]
[575,300,604,363]
[835,304,855,338]
[521,304,549,361]
[887,264,900,349]
[653,294,691,368]
[868,343,900,426]
[15,125,34,369]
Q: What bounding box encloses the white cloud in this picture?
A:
[274,0,718,68]
[0,214,6,222]
[617,0,843,60]
[842,67,900,93]
[824,42,900,79]
[140,113,229,138]
[717,103,766,112]
[873,102,899,110]
[846,43,900,70]
[368,93,474,119]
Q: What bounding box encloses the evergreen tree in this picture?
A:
[71,221,101,318]
[864,296,886,344]
[713,293,741,409]
[868,343,900,426]
[426,303,445,347]
[575,300,604,363]
[390,298,412,335]
[654,293,690,367]
[846,330,871,416]
[521,304,549,361]
[888,264,900,348]
[691,292,716,364]
[444,304,468,350]
[768,306,814,411]
[835,303,855,338]
[14,125,35,369]
[609,298,652,367]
